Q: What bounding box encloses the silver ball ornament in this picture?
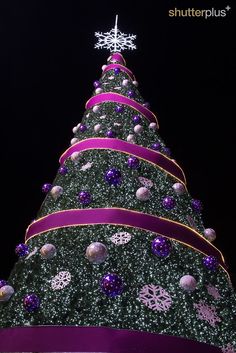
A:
[50,186,63,200]
[132,80,138,87]
[40,244,57,259]
[122,79,129,86]
[94,124,102,133]
[86,242,108,264]
[179,275,197,291]
[136,187,151,201]
[95,88,103,94]
[134,125,143,134]
[0,285,14,302]
[70,137,78,145]
[127,134,136,143]
[93,105,100,113]
[71,151,80,162]
[72,126,78,133]
[204,228,216,242]
[149,122,157,130]
[172,183,186,195]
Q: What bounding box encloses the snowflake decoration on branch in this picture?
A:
[222,343,236,353]
[139,284,172,312]
[206,284,221,300]
[110,232,132,245]
[138,176,154,189]
[51,271,71,290]
[95,15,136,53]
[194,300,221,327]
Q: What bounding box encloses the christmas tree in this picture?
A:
[0,16,235,353]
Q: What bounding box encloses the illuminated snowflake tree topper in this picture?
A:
[95,15,136,52]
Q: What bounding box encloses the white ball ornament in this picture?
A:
[134,124,143,134]
[70,137,78,145]
[0,285,14,302]
[95,88,103,94]
[94,124,102,133]
[172,183,186,195]
[50,186,63,200]
[72,126,78,133]
[40,244,57,259]
[136,187,151,201]
[122,79,129,87]
[204,228,216,242]
[102,64,107,71]
[179,275,197,292]
[71,151,80,162]
[93,105,100,113]
[149,122,157,130]
[86,242,108,264]
[127,134,136,143]
[132,80,138,87]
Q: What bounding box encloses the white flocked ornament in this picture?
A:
[134,125,143,134]
[0,285,14,302]
[94,124,102,133]
[149,122,157,130]
[102,64,107,71]
[40,244,57,259]
[204,228,216,242]
[127,134,136,143]
[122,79,129,87]
[71,151,80,162]
[132,80,138,87]
[72,126,78,133]
[179,275,197,292]
[136,187,151,201]
[95,88,103,94]
[86,242,108,264]
[70,137,78,145]
[93,105,100,113]
[50,186,63,200]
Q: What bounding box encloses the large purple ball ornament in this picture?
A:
[100,273,124,297]
[58,166,68,175]
[202,255,219,271]
[104,168,122,186]
[42,183,52,193]
[162,196,176,210]
[78,191,92,205]
[15,243,29,257]
[23,294,40,312]
[151,236,172,258]
[114,67,121,75]
[191,199,203,213]
[79,124,87,133]
[127,156,140,169]
[0,279,7,289]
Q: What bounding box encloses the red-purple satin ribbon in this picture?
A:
[25,208,226,269]
[103,64,135,80]
[0,326,221,352]
[85,92,158,125]
[59,138,186,184]
[110,52,126,64]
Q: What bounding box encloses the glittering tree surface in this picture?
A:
[0,52,236,352]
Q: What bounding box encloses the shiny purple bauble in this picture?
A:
[23,294,40,312]
[100,273,124,297]
[127,156,140,169]
[162,196,176,210]
[58,166,68,175]
[93,80,101,88]
[78,191,92,205]
[15,243,29,257]
[0,279,7,289]
[132,115,141,124]
[106,130,116,138]
[151,236,172,258]
[79,124,87,133]
[114,67,120,75]
[162,147,171,157]
[202,255,219,271]
[143,102,150,109]
[127,90,135,98]
[42,183,52,193]
[151,143,161,151]
[115,105,124,113]
[104,168,122,186]
[191,199,203,213]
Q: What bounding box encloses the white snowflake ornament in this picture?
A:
[95,15,136,53]
[139,284,172,312]
[110,232,132,245]
[206,284,221,300]
[51,271,71,290]
[138,176,154,189]
[222,343,236,353]
[194,300,221,327]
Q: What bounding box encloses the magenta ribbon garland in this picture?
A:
[25,208,226,269]
[86,92,158,125]
[0,326,222,352]
[110,52,126,64]
[103,64,135,80]
[59,138,186,184]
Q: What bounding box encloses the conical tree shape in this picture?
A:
[0,52,235,352]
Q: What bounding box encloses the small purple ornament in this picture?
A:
[23,294,40,312]
[127,156,140,169]
[78,191,92,205]
[191,199,203,213]
[100,273,124,297]
[162,196,176,210]
[132,115,141,124]
[151,143,161,151]
[93,80,101,88]
[106,130,116,138]
[58,166,68,175]
[15,243,29,257]
[115,105,124,113]
[104,168,122,186]
[143,102,150,109]
[127,90,135,98]
[42,183,52,193]
[0,279,7,289]
[79,124,87,133]
[202,255,219,271]
[114,67,120,75]
[151,236,172,258]
[162,147,171,157]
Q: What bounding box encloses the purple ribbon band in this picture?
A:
[25,208,226,270]
[59,138,186,184]
[103,64,135,80]
[110,52,126,64]
[85,92,158,125]
[0,326,221,352]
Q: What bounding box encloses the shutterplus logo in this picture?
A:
[169,5,231,19]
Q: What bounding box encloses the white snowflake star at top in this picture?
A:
[95,15,136,53]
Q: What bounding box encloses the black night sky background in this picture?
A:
[0,0,235,287]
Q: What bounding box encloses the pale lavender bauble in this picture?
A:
[136,187,151,201]
[134,124,143,134]
[95,88,103,94]
[92,105,100,113]
[127,134,136,143]
[149,122,157,130]
[70,137,78,145]
[122,79,129,86]
[102,65,107,71]
[72,126,78,133]
[86,242,108,264]
[40,244,57,259]
[94,124,102,133]
[204,228,216,242]
[172,183,186,195]
[179,275,197,291]
[71,151,80,162]
[132,80,138,87]
[0,285,14,302]
[50,186,63,200]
